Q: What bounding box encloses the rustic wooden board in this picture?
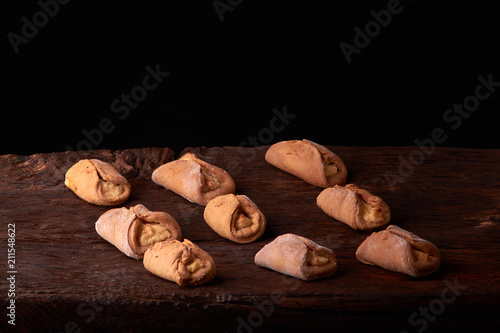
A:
[1,145,500,332]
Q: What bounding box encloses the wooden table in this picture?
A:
[1,146,499,332]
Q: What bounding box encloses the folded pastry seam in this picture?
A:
[254,233,337,281]
[95,204,182,260]
[204,194,266,243]
[265,139,347,188]
[355,225,440,277]
[143,239,216,287]
[65,159,131,206]
[152,153,236,206]
[317,184,391,231]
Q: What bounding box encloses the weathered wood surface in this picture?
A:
[1,146,499,332]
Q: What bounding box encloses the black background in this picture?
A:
[2,0,499,156]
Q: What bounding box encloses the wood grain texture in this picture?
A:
[1,145,499,332]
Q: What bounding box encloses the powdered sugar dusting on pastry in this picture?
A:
[95,207,140,260]
[178,160,202,203]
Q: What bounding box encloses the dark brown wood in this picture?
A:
[1,145,499,332]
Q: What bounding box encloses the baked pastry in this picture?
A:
[65,159,131,206]
[265,139,347,188]
[95,204,182,259]
[203,194,266,243]
[152,152,236,206]
[143,239,216,287]
[128,204,182,256]
[254,233,337,281]
[317,184,391,231]
[356,225,440,277]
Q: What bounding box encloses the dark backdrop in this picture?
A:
[2,0,499,156]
